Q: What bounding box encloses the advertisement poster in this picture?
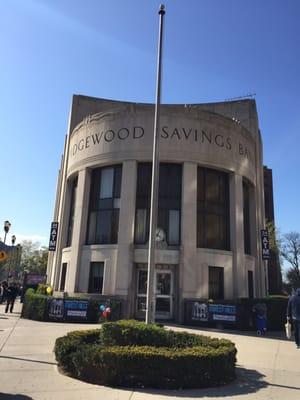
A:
[64,300,89,320]
[208,304,237,323]
[191,302,209,321]
[188,301,237,325]
[48,298,64,320]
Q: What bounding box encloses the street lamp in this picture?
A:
[3,220,11,244]
[7,235,16,281]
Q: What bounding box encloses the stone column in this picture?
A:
[180,162,197,321]
[230,173,246,298]
[115,161,137,314]
[65,168,90,293]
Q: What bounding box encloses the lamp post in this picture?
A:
[3,221,11,244]
[11,235,16,246]
[6,235,16,281]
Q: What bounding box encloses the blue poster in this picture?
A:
[64,300,89,320]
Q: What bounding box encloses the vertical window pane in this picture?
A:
[111,209,119,244]
[209,266,224,300]
[97,210,112,244]
[138,270,148,294]
[135,209,148,244]
[135,163,182,245]
[206,171,219,201]
[168,210,180,245]
[87,211,97,245]
[243,180,251,254]
[60,263,67,292]
[197,167,229,250]
[113,166,122,198]
[100,168,114,199]
[87,165,122,244]
[88,262,104,293]
[67,178,78,247]
[248,270,254,299]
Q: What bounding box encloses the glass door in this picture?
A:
[155,270,173,319]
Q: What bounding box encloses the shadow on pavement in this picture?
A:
[0,393,33,399]
[121,367,267,398]
[0,355,57,366]
[166,323,287,341]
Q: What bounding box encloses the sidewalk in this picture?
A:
[0,300,299,400]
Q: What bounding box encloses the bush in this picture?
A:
[55,320,237,389]
[21,288,48,321]
[36,284,51,295]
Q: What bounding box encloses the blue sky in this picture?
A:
[0,0,299,248]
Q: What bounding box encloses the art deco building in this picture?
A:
[47,95,268,321]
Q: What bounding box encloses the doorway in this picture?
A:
[135,265,174,320]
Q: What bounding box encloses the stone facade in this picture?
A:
[47,95,268,322]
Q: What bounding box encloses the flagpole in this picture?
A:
[146,4,166,324]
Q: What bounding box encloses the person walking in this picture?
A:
[5,282,18,313]
[287,288,300,349]
[0,281,8,304]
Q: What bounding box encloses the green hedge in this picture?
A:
[55,320,237,389]
[21,288,48,321]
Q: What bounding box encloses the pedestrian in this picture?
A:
[5,282,18,313]
[287,288,300,349]
[0,281,8,304]
[252,302,267,335]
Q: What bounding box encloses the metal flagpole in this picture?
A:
[146,4,166,324]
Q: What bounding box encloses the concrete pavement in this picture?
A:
[0,300,300,399]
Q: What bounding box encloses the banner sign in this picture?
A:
[49,222,59,251]
[47,298,65,320]
[192,302,209,321]
[64,300,89,320]
[208,304,237,322]
[26,274,46,285]
[190,301,237,324]
[261,229,270,260]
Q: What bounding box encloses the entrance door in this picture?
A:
[155,270,173,319]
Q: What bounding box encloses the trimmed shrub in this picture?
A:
[55,320,237,389]
[21,288,48,321]
[36,284,50,295]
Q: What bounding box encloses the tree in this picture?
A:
[280,232,300,291]
[20,240,49,276]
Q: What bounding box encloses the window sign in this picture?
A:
[49,222,59,251]
[261,229,270,260]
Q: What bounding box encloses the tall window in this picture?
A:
[60,263,67,292]
[87,165,122,244]
[134,163,182,245]
[197,167,230,250]
[209,266,224,300]
[66,177,78,247]
[88,262,104,293]
[248,270,254,299]
[243,180,251,254]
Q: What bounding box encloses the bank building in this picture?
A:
[47,95,271,322]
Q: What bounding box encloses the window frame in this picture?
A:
[197,167,230,250]
[86,165,122,245]
[88,262,104,293]
[208,266,224,300]
[134,163,182,246]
